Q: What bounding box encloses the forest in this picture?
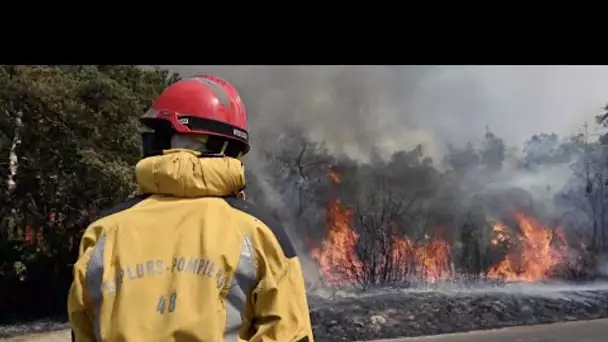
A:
[1,65,608,323]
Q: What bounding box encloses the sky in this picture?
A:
[164,65,608,162]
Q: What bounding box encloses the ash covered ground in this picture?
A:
[2,283,608,341]
[308,282,608,342]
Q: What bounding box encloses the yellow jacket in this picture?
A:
[68,150,314,342]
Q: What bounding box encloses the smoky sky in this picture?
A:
[164,65,608,162]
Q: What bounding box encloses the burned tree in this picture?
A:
[252,126,335,243]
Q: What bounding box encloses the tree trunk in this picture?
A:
[5,110,22,240]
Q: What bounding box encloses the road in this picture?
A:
[3,319,608,341]
[367,318,608,342]
[1,330,69,342]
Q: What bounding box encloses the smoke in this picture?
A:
[165,66,420,160]
[329,281,608,299]
[164,65,608,163]
[401,66,608,147]
[598,259,608,277]
[163,66,608,283]
[161,65,608,214]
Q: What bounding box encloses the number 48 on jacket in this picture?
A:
[156,292,177,314]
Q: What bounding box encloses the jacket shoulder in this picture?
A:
[93,194,151,223]
[224,197,297,258]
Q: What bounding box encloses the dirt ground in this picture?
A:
[1,330,70,342]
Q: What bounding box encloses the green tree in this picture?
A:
[0,65,179,321]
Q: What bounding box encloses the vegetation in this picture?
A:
[0,65,179,322]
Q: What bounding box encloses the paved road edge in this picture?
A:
[359,318,608,341]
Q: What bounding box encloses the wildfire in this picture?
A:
[486,213,568,282]
[392,230,453,283]
[310,199,363,285]
[311,170,573,286]
[328,169,342,184]
[490,222,509,246]
[311,169,453,286]
[311,197,453,286]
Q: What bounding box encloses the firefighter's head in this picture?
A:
[140,74,249,159]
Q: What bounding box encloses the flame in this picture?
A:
[311,167,362,284]
[311,196,452,285]
[312,170,573,286]
[310,199,363,285]
[328,168,342,184]
[311,197,454,285]
[490,222,509,246]
[392,230,453,283]
[312,168,454,285]
[486,213,568,282]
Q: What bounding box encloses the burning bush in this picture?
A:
[311,170,586,288]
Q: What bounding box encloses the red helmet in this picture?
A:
[141,74,250,155]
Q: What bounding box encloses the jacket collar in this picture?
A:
[135,149,245,198]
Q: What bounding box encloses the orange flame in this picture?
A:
[312,170,573,286]
[490,222,509,246]
[392,230,453,283]
[328,169,342,184]
[311,198,454,286]
[312,169,454,285]
[310,200,363,285]
[486,213,568,282]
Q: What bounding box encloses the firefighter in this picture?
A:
[68,75,314,342]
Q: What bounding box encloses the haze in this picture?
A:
[165,65,608,162]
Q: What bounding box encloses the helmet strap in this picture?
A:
[219,141,229,155]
